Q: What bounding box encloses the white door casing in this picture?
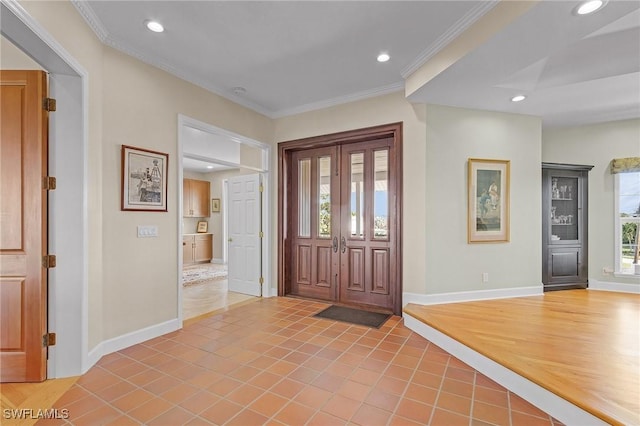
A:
[227,174,262,297]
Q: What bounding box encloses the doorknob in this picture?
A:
[341,236,346,253]
[332,236,338,253]
[228,238,233,242]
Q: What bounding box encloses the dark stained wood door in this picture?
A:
[0,70,49,382]
[288,135,399,313]
[339,138,397,311]
[289,147,340,301]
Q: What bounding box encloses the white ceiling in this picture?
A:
[73,0,640,129]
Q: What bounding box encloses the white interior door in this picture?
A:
[227,174,262,296]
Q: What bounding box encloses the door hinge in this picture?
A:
[43,98,57,112]
[259,231,264,238]
[259,185,264,193]
[43,333,56,347]
[259,276,264,284]
[43,176,57,190]
[43,255,57,269]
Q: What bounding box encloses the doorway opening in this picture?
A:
[278,123,403,315]
[177,115,271,323]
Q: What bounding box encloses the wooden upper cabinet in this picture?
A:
[183,178,210,217]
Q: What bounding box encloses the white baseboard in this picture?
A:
[212,258,225,264]
[86,318,181,373]
[403,315,607,426]
[403,286,542,307]
[589,279,640,293]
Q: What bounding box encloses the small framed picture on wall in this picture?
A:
[212,198,221,213]
[197,221,208,233]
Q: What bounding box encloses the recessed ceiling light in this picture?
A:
[377,53,390,63]
[145,20,164,33]
[206,166,214,169]
[511,95,526,102]
[575,0,606,15]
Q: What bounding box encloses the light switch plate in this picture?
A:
[137,225,158,238]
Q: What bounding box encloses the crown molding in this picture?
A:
[70,0,108,42]
[271,82,405,119]
[401,0,499,79]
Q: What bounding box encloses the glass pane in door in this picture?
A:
[551,176,578,241]
[318,156,331,238]
[350,153,364,238]
[373,150,389,239]
[298,158,311,237]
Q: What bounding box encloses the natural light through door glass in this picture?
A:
[350,153,364,238]
[373,150,389,238]
[318,156,331,238]
[298,158,311,237]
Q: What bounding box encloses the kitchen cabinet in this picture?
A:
[183,233,213,264]
[542,163,593,291]
[183,178,210,217]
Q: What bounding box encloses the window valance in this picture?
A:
[611,157,640,174]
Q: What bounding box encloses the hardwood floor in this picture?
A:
[404,289,640,426]
[0,377,77,426]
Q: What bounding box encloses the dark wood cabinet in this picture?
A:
[542,163,593,291]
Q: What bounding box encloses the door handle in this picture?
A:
[341,236,346,253]
[228,238,233,242]
[332,236,338,253]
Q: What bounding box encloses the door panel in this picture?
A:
[0,70,48,382]
[227,174,262,297]
[290,147,340,301]
[339,139,396,311]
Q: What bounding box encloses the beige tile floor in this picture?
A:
[35,297,563,425]
[183,264,257,321]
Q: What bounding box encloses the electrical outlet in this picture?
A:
[602,267,613,274]
[482,272,489,283]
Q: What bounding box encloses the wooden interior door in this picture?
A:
[288,137,398,312]
[0,70,49,382]
[339,138,397,311]
[289,147,340,301]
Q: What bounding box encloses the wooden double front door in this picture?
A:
[281,124,402,314]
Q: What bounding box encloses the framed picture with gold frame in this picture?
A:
[211,198,220,213]
[197,221,208,233]
[468,158,510,243]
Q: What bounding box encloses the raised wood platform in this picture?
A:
[404,289,639,426]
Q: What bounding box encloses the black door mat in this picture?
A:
[313,305,391,328]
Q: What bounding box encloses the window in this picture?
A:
[615,171,640,274]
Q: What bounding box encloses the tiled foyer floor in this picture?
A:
[39,298,562,425]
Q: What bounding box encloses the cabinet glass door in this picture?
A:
[550,176,579,241]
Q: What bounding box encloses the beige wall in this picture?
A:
[542,119,640,285]
[274,95,543,297]
[101,46,273,340]
[1,36,43,69]
[424,105,542,294]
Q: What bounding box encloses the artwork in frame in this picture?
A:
[211,198,221,213]
[121,145,168,211]
[468,158,510,243]
[197,221,208,233]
